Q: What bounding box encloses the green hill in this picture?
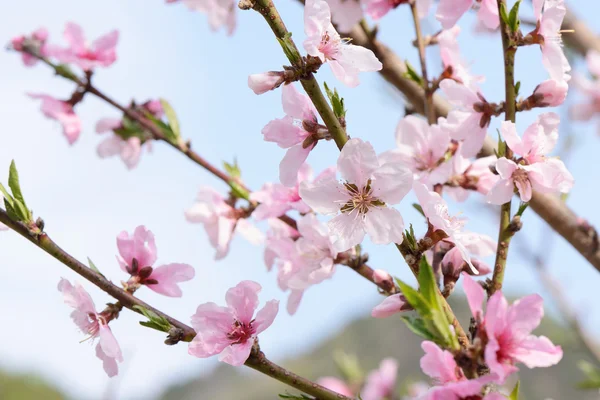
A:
[0,371,65,400]
[160,297,599,400]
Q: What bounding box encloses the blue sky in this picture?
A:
[1,0,600,399]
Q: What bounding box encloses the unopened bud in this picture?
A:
[533,79,568,107]
[247,71,285,95]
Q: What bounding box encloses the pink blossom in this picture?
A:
[300,138,413,252]
[58,279,123,377]
[437,26,483,88]
[373,269,393,286]
[266,213,338,314]
[262,84,321,186]
[304,0,382,87]
[317,377,354,396]
[116,226,195,297]
[326,0,363,33]
[365,0,431,21]
[418,341,493,399]
[250,164,327,220]
[486,114,574,204]
[380,115,451,180]
[427,152,499,202]
[570,51,600,130]
[532,0,571,81]
[372,293,410,318]
[188,280,279,366]
[96,119,149,170]
[28,93,81,145]
[361,358,398,400]
[11,27,48,66]
[436,0,499,30]
[185,187,264,259]
[248,72,285,95]
[413,182,482,274]
[47,22,118,71]
[440,231,495,284]
[440,79,489,157]
[534,79,568,107]
[463,273,563,382]
[264,218,299,271]
[178,0,236,35]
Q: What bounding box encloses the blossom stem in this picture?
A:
[409,0,435,124]
[250,0,348,150]
[490,0,518,296]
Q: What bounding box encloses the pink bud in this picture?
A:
[248,72,284,95]
[373,269,392,285]
[534,79,568,107]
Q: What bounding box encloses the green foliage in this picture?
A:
[403,224,417,251]
[577,360,600,389]
[323,82,346,119]
[515,202,529,217]
[133,305,172,333]
[277,32,301,64]
[53,64,77,81]
[412,203,425,218]
[404,61,423,86]
[496,130,507,158]
[1,161,32,223]
[395,257,458,350]
[223,158,242,179]
[87,257,105,278]
[514,81,521,97]
[509,380,520,400]
[159,98,181,145]
[508,0,522,33]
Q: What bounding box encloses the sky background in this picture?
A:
[1,0,600,399]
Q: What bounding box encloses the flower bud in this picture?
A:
[534,79,568,107]
[248,72,285,95]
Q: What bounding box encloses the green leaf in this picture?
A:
[496,131,507,158]
[499,2,509,26]
[278,393,313,399]
[229,181,250,201]
[276,33,302,65]
[417,256,438,309]
[333,351,363,383]
[508,0,522,33]
[404,61,423,86]
[400,316,436,340]
[509,380,520,400]
[395,278,432,319]
[54,64,78,81]
[516,202,529,217]
[323,82,346,119]
[87,257,105,278]
[0,183,14,208]
[577,360,600,389]
[159,98,181,144]
[223,159,241,179]
[514,81,521,97]
[9,161,26,208]
[133,305,171,332]
[412,203,425,218]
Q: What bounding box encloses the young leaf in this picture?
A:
[223,159,241,179]
[9,161,26,208]
[0,183,14,208]
[140,320,170,333]
[508,0,522,33]
[514,81,521,97]
[515,202,529,217]
[394,278,432,319]
[400,316,436,340]
[133,305,171,331]
[499,2,510,26]
[323,82,346,119]
[404,61,423,86]
[159,98,181,143]
[496,131,507,158]
[417,256,439,310]
[412,203,425,218]
[276,33,301,65]
[87,257,105,278]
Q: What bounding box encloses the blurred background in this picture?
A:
[1,0,600,398]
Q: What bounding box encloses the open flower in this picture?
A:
[300,138,413,252]
[532,0,570,81]
[95,119,148,169]
[304,0,382,87]
[28,93,81,145]
[440,80,490,157]
[176,0,237,35]
[58,279,123,377]
[365,0,432,22]
[418,341,495,399]
[47,22,118,70]
[326,0,363,33]
[436,0,499,30]
[185,187,264,259]
[11,27,48,66]
[362,358,398,400]
[437,26,483,89]
[188,281,279,366]
[463,273,563,383]
[116,226,195,297]
[262,84,321,186]
[487,113,573,204]
[570,51,600,132]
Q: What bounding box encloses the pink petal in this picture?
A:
[440,79,480,107]
[337,138,379,184]
[477,0,499,30]
[96,342,119,378]
[248,72,284,95]
[95,118,121,134]
[146,263,195,297]
[299,174,348,215]
[225,280,262,323]
[371,162,413,204]
[262,116,307,149]
[511,335,563,368]
[280,144,313,187]
[514,176,532,202]
[92,30,119,52]
[363,207,405,245]
[253,299,279,333]
[435,0,472,29]
[218,340,254,366]
[98,324,123,362]
[64,22,86,52]
[317,377,354,396]
[362,358,398,400]
[420,341,458,383]
[286,290,304,315]
[214,217,236,260]
[235,218,265,245]
[461,273,485,319]
[282,83,317,121]
[328,212,366,252]
[524,159,574,195]
[58,278,97,316]
[120,137,142,170]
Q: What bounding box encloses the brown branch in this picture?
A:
[409,2,435,124]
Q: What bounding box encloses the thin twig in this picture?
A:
[409,1,435,124]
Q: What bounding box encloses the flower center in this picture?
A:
[512,167,530,188]
[340,180,385,215]
[318,31,341,60]
[226,320,255,345]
